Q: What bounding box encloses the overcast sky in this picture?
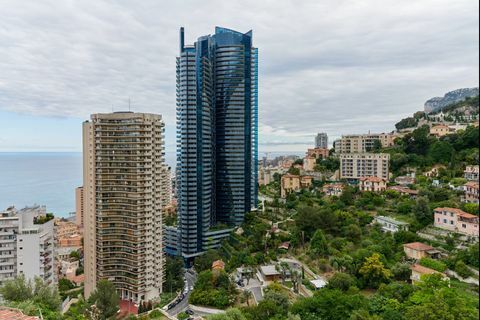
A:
[0,0,478,154]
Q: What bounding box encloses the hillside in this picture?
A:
[424,87,479,113]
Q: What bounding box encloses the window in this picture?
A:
[462,224,467,229]
[443,219,447,223]
[450,221,454,225]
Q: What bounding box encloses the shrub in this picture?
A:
[454,261,473,279]
[419,257,447,272]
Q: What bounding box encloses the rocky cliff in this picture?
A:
[424,87,479,113]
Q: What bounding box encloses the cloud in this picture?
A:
[0,0,478,151]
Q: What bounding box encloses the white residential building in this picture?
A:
[0,205,56,286]
[373,216,409,233]
[340,153,390,180]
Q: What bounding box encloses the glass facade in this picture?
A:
[176,27,258,259]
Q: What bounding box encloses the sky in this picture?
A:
[0,0,478,154]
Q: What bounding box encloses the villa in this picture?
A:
[434,207,479,237]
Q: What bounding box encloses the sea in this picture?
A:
[0,151,301,218]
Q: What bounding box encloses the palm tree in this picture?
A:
[242,290,253,306]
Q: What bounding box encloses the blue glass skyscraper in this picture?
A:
[176,27,258,259]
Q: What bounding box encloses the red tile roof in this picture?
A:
[0,307,39,320]
[404,242,434,251]
[434,207,475,217]
[360,176,386,182]
[411,264,441,275]
[465,181,479,189]
[212,260,225,270]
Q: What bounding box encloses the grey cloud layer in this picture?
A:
[0,0,478,150]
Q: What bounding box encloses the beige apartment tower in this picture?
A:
[340,153,390,180]
[83,112,167,303]
[75,186,84,226]
[335,133,396,153]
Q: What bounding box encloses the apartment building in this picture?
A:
[83,112,168,303]
[464,165,479,181]
[434,207,479,237]
[0,206,55,286]
[340,153,390,180]
[335,133,395,153]
[315,133,328,149]
[75,186,84,227]
[307,147,329,159]
[175,27,258,260]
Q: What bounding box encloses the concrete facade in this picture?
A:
[83,112,168,303]
[0,206,55,286]
[340,153,390,180]
[335,133,395,153]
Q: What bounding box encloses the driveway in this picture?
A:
[250,286,264,304]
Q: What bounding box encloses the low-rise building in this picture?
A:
[434,207,479,237]
[55,220,80,238]
[394,175,416,186]
[463,181,479,204]
[58,234,82,247]
[60,259,79,279]
[410,264,445,283]
[307,147,329,159]
[424,165,446,178]
[359,176,387,192]
[403,242,441,260]
[303,156,316,171]
[373,216,409,233]
[464,165,479,181]
[322,183,345,197]
[430,124,451,137]
[388,186,419,198]
[340,153,389,180]
[280,174,313,198]
[259,265,281,282]
[310,278,327,290]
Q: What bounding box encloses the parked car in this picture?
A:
[186,309,194,315]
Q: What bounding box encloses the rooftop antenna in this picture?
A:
[128,98,131,112]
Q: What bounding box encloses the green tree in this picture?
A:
[429,141,454,164]
[0,274,33,302]
[340,186,355,206]
[309,229,329,256]
[359,253,392,288]
[290,288,368,320]
[391,263,412,281]
[69,250,81,261]
[165,256,185,293]
[58,278,76,292]
[414,197,431,226]
[327,272,355,291]
[194,249,222,272]
[87,279,120,319]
